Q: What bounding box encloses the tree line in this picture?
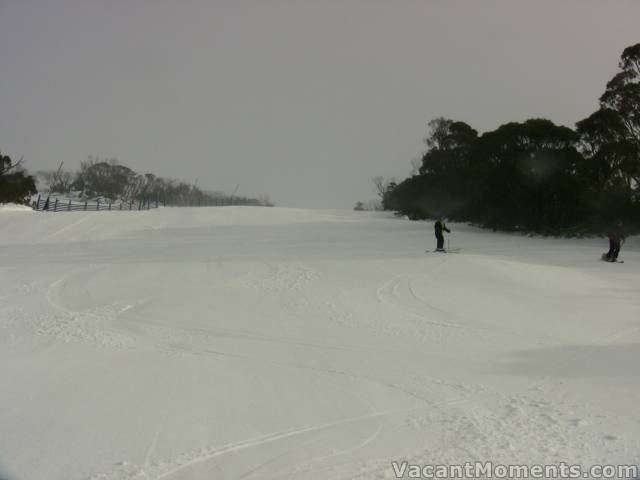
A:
[382,43,640,234]
[1,155,271,207]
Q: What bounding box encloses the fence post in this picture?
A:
[53,198,58,211]
[44,196,50,210]
[84,200,88,211]
[35,194,41,211]
[68,199,71,211]
[108,202,112,211]
[97,199,100,211]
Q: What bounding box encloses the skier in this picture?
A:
[604,221,626,262]
[434,216,450,252]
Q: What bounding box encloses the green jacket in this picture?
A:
[434,220,450,236]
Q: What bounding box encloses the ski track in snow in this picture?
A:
[36,214,91,244]
[39,268,138,348]
[376,270,463,330]
[88,386,627,480]
[91,398,461,480]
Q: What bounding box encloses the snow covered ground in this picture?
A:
[0,206,639,480]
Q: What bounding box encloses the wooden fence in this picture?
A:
[33,195,263,212]
[34,195,160,212]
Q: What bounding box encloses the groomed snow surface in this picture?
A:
[0,206,638,480]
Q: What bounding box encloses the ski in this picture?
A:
[601,254,624,263]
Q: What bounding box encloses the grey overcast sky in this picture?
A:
[1,1,638,208]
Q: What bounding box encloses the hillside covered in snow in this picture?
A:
[0,206,638,479]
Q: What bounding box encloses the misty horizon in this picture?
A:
[1,0,639,208]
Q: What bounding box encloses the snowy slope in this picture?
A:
[0,206,638,480]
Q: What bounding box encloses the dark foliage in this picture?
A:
[0,153,37,204]
[386,44,640,234]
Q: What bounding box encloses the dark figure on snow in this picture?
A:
[434,217,450,251]
[604,221,626,262]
